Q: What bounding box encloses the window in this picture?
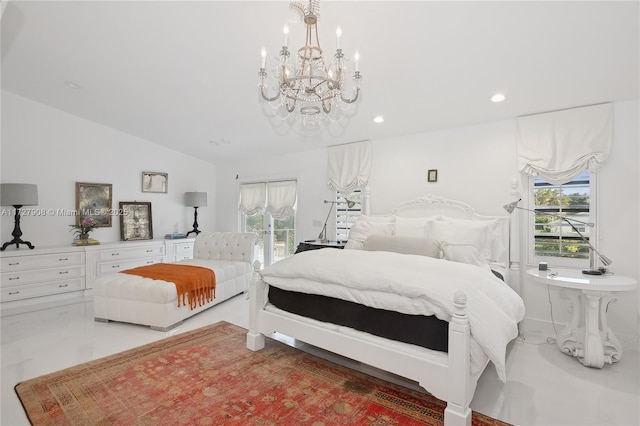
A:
[335,190,362,241]
[239,180,297,266]
[528,171,595,266]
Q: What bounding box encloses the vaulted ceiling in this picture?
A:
[2,1,638,164]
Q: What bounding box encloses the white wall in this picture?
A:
[1,91,216,247]
[216,100,639,342]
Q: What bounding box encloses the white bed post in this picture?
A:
[444,291,472,426]
[246,260,266,351]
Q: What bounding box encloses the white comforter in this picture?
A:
[261,249,525,381]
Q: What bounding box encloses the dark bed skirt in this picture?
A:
[267,286,449,353]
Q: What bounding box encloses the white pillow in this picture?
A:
[425,219,496,262]
[363,235,442,258]
[441,242,488,266]
[438,216,505,261]
[358,214,395,223]
[393,216,440,237]
[344,220,394,250]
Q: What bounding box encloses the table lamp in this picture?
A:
[503,198,611,275]
[1,183,38,250]
[318,199,355,243]
[185,192,207,236]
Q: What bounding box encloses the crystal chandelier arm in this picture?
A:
[259,80,281,103]
[340,87,360,104]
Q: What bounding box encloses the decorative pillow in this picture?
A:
[438,216,505,261]
[363,235,442,258]
[425,219,497,262]
[393,216,440,237]
[441,242,488,266]
[344,220,394,250]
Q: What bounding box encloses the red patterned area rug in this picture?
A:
[16,321,509,425]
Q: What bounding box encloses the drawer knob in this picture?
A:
[112,265,120,268]
[147,261,154,264]
[112,253,120,256]
[146,249,153,253]
[59,271,69,275]
[8,262,19,266]
[8,277,20,281]
[8,291,20,295]
[59,258,68,261]
[59,284,69,288]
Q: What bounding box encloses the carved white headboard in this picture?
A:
[388,194,511,270]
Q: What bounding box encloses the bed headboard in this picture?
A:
[389,194,511,269]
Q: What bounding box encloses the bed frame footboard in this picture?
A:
[246,262,474,426]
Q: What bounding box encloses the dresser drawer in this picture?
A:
[1,265,85,287]
[1,252,85,272]
[174,242,194,255]
[98,245,165,262]
[1,278,84,302]
[97,256,164,275]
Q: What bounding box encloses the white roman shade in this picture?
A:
[239,182,266,216]
[517,103,612,185]
[327,141,371,195]
[265,180,297,220]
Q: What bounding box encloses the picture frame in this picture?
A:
[427,169,438,183]
[141,171,168,193]
[119,201,153,241]
[75,182,113,227]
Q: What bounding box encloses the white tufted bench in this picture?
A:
[93,232,258,331]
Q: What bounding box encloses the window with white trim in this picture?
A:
[335,190,362,242]
[528,171,595,267]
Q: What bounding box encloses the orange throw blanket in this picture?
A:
[121,263,216,310]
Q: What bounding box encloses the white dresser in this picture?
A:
[84,240,167,290]
[164,237,196,262]
[1,247,86,308]
[1,238,196,315]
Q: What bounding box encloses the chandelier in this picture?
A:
[259,0,362,127]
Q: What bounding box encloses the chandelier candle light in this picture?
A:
[259,0,362,127]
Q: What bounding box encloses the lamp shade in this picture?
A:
[0,183,38,206]
[184,192,207,207]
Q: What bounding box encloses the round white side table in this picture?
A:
[527,267,637,368]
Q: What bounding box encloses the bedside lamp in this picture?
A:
[503,198,611,275]
[318,199,355,243]
[1,183,38,251]
[184,192,207,237]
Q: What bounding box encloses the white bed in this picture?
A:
[246,195,524,425]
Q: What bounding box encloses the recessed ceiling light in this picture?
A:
[491,93,506,103]
[373,115,384,124]
[65,81,81,89]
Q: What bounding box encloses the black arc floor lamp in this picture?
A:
[504,198,611,275]
[185,192,207,237]
[1,183,39,251]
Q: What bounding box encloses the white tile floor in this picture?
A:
[1,295,638,426]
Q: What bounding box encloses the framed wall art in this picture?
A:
[75,182,113,227]
[119,201,153,241]
[142,171,168,193]
[427,169,438,183]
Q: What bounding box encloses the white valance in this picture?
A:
[517,103,612,185]
[239,182,266,216]
[327,141,372,195]
[265,180,297,220]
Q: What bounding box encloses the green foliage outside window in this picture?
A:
[533,174,590,259]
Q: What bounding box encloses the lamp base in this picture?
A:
[185,229,201,237]
[582,268,605,275]
[1,205,35,251]
[1,238,35,251]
